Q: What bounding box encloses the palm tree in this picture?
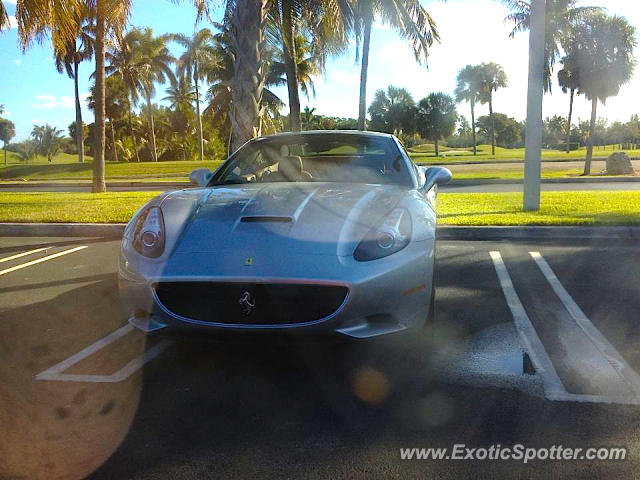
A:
[171,28,219,162]
[454,65,482,155]
[503,0,602,92]
[135,28,175,162]
[53,11,93,164]
[164,76,197,113]
[570,14,636,175]
[0,2,9,31]
[266,0,352,132]
[0,118,16,166]
[557,49,581,153]
[16,0,131,191]
[301,106,316,130]
[354,0,439,130]
[106,29,148,163]
[368,85,415,135]
[31,124,63,162]
[476,62,508,156]
[266,33,320,104]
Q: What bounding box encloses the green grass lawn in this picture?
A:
[0,160,223,180]
[1,191,639,225]
[438,191,640,225]
[409,143,640,163]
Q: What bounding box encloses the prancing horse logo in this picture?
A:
[238,291,255,315]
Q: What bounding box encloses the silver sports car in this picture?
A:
[118,131,452,339]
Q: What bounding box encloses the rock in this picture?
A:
[606,152,635,175]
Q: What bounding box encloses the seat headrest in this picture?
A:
[279,155,304,176]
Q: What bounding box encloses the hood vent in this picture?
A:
[240,216,293,223]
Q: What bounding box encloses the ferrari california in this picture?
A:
[118,131,452,339]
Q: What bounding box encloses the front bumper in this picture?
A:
[119,239,435,339]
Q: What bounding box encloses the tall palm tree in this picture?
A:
[557,50,581,153]
[266,0,352,132]
[135,28,175,162]
[570,14,636,175]
[476,62,508,156]
[171,28,219,162]
[16,0,131,192]
[502,0,601,92]
[106,28,148,163]
[354,0,439,130]
[454,64,482,155]
[53,12,94,164]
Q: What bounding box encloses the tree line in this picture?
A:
[0,0,636,186]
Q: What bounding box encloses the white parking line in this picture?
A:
[489,251,566,399]
[530,251,640,402]
[35,323,172,383]
[0,247,49,264]
[0,246,87,277]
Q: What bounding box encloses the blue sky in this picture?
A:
[1,0,639,141]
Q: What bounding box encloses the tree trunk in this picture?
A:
[357,19,372,131]
[110,119,118,162]
[146,94,158,162]
[229,0,266,152]
[92,0,106,193]
[3,145,6,166]
[565,88,574,153]
[489,93,496,156]
[470,101,477,155]
[434,139,439,157]
[281,3,301,132]
[73,60,85,164]
[584,96,598,176]
[194,63,204,161]
[128,111,141,162]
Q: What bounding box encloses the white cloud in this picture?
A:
[8,15,17,28]
[3,110,11,117]
[32,94,86,110]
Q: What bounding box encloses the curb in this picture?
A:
[0,223,126,238]
[437,226,640,240]
[0,223,638,240]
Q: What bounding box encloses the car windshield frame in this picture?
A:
[208,133,415,188]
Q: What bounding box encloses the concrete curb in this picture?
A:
[437,226,640,240]
[0,223,126,238]
[1,222,638,240]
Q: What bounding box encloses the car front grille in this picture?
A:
[153,282,348,325]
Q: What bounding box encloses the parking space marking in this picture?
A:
[489,251,566,399]
[530,251,640,401]
[35,323,172,383]
[0,246,88,277]
[0,247,49,264]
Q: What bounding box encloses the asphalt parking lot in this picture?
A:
[1,235,639,479]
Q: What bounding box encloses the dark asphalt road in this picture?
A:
[1,181,639,192]
[0,236,639,479]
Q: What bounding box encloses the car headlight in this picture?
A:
[354,208,412,261]
[132,206,165,258]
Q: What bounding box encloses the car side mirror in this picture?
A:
[189,168,213,187]
[420,166,452,193]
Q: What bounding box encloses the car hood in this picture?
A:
[173,183,407,256]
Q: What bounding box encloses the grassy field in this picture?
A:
[409,143,640,163]
[1,191,639,225]
[438,191,640,225]
[0,160,223,180]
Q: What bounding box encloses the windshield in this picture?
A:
[209,134,413,187]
